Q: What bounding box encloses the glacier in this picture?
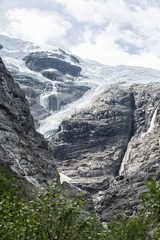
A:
[1,34,160,138]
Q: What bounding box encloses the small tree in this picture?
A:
[0,171,104,240]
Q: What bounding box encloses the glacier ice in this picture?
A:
[1,34,160,138]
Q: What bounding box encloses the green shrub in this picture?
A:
[0,171,104,240]
[1,168,160,240]
[142,178,160,223]
[105,178,160,240]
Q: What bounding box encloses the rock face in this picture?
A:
[50,86,133,193]
[0,44,3,49]
[49,83,160,221]
[24,51,82,77]
[0,35,89,129]
[0,58,94,211]
[1,35,160,221]
[10,73,51,127]
[97,84,160,222]
[0,57,58,186]
[11,50,88,128]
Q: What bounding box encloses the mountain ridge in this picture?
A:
[0,35,160,222]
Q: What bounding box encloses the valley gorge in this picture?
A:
[0,35,160,224]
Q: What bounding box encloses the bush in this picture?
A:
[105,178,160,240]
[0,171,104,240]
[1,169,160,240]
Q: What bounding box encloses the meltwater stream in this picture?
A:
[119,107,158,176]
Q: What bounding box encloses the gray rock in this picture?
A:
[23,51,82,77]
[49,83,160,221]
[9,51,88,128]
[49,86,134,194]
[10,72,50,128]
[0,57,93,211]
[0,57,58,186]
[61,181,94,212]
[0,44,3,49]
[56,82,89,107]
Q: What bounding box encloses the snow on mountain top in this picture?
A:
[0,34,79,66]
[1,34,160,137]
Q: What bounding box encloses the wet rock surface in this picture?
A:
[49,83,160,221]
[11,73,50,127]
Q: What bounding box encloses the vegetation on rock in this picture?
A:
[105,178,160,240]
[0,169,160,240]
[0,170,103,240]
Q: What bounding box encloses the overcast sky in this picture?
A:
[1,0,160,69]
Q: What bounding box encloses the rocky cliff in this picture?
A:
[0,57,93,210]
[1,35,160,222]
[12,50,88,128]
[0,35,89,129]
[14,52,89,128]
[24,51,82,77]
[49,83,160,221]
[0,57,58,186]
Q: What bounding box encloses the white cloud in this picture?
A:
[70,24,129,64]
[52,0,159,69]
[2,0,160,70]
[51,0,109,25]
[70,22,160,70]
[5,8,72,45]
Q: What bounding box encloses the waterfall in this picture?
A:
[1,143,36,185]
[119,107,158,176]
[119,145,132,176]
[140,107,158,139]
[146,107,158,134]
[15,158,36,186]
[39,80,58,111]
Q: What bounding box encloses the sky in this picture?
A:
[1,0,160,69]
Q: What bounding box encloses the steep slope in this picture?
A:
[49,83,160,221]
[49,86,133,193]
[1,35,160,221]
[0,35,89,129]
[0,57,58,186]
[0,57,94,211]
[96,84,160,222]
[1,35,160,137]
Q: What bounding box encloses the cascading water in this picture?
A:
[1,35,160,138]
[39,80,58,111]
[143,107,158,136]
[119,107,158,176]
[1,144,36,185]
[15,158,36,185]
[119,145,132,176]
[2,35,160,187]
